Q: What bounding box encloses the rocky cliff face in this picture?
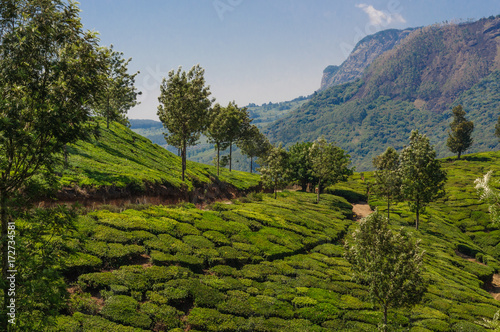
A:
[319,28,414,90]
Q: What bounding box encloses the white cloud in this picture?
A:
[356,3,406,26]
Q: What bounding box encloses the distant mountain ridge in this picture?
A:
[320,28,415,90]
[266,15,500,171]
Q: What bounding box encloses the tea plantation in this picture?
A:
[51,148,500,331]
[60,121,260,193]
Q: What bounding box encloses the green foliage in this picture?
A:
[259,144,290,199]
[447,105,474,159]
[92,45,140,129]
[344,211,426,330]
[287,141,317,191]
[475,171,500,224]
[310,137,352,202]
[399,130,447,229]
[157,64,212,181]
[100,295,152,329]
[372,146,401,219]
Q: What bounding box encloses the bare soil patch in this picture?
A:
[352,202,373,221]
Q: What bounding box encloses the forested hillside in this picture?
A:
[266,16,500,171]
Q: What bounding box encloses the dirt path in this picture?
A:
[352,202,373,221]
[456,251,500,300]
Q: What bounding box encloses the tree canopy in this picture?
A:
[446,104,474,159]
[399,130,447,229]
[344,211,426,331]
[157,65,212,181]
[0,0,106,329]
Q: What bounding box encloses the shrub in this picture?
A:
[183,235,215,249]
[68,292,100,315]
[140,302,182,330]
[100,295,152,329]
[78,272,119,291]
[203,231,231,246]
[291,296,318,308]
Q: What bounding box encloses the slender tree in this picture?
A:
[259,144,289,199]
[287,142,317,192]
[224,102,251,172]
[446,105,474,159]
[93,45,141,129]
[309,137,352,203]
[344,211,426,332]
[237,125,271,174]
[372,147,402,219]
[399,130,447,229]
[157,65,212,181]
[206,103,230,176]
[0,0,105,329]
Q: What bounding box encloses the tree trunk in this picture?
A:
[250,156,253,174]
[383,305,388,332]
[182,140,186,181]
[274,179,277,199]
[316,179,321,203]
[1,190,9,332]
[301,179,307,192]
[229,143,232,172]
[457,151,461,160]
[387,195,390,220]
[217,144,220,176]
[415,197,420,230]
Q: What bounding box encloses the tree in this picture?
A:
[475,171,500,224]
[372,147,402,219]
[224,102,251,172]
[93,45,141,129]
[157,65,212,181]
[446,105,474,159]
[206,103,231,176]
[399,130,447,229]
[287,142,317,192]
[237,125,271,174]
[0,0,105,329]
[344,211,426,332]
[259,144,289,199]
[309,137,352,203]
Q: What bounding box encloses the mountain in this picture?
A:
[320,28,414,90]
[266,16,500,171]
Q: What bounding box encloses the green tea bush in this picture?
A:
[100,295,152,329]
[78,272,119,291]
[63,252,102,274]
[414,319,450,331]
[140,302,182,330]
[183,235,215,249]
[297,303,340,325]
[68,291,100,315]
[291,296,318,308]
[203,230,231,246]
[56,312,147,331]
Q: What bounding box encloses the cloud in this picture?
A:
[356,3,406,26]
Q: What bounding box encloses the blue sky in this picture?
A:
[78,0,500,120]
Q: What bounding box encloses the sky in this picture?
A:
[78,0,500,120]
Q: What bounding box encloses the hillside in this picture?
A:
[48,150,500,331]
[266,16,500,171]
[58,121,260,204]
[320,28,414,90]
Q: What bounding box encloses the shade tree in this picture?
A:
[309,137,352,203]
[344,211,426,332]
[157,65,212,181]
[93,45,141,129]
[237,125,271,174]
[399,130,447,229]
[372,146,402,219]
[0,0,105,329]
[446,104,474,159]
[258,144,289,199]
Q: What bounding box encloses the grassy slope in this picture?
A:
[60,121,260,193]
[51,151,500,331]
